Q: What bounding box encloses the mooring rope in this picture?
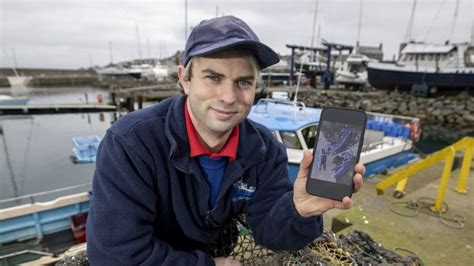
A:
[388,197,467,229]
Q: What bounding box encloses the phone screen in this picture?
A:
[309,120,363,185]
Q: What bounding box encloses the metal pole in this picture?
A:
[455,138,473,194]
[290,48,295,86]
[324,46,331,90]
[431,146,455,213]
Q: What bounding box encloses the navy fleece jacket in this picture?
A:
[86,96,323,265]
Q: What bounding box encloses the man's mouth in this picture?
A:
[211,108,238,120]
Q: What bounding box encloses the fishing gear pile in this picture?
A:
[56,219,422,265]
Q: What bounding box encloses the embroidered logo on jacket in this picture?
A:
[231,180,255,201]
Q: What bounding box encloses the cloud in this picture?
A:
[0,0,472,69]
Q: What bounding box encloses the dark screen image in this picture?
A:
[310,120,363,185]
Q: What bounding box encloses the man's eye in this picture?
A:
[238,80,252,87]
[206,75,220,81]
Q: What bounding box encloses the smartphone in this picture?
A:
[306,107,367,201]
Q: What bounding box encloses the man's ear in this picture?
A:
[177,65,190,95]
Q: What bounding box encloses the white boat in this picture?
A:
[367,42,474,90]
[152,64,170,81]
[127,64,155,80]
[6,76,32,88]
[248,98,420,181]
[335,54,371,89]
[6,48,32,88]
[0,95,29,105]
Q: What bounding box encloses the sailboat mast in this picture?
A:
[471,19,474,44]
[448,0,460,41]
[135,23,143,61]
[405,0,417,42]
[185,0,188,40]
[310,0,319,48]
[356,0,363,53]
[108,41,113,64]
[470,1,474,44]
[10,49,20,77]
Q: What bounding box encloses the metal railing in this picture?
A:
[0,183,91,208]
[376,137,473,212]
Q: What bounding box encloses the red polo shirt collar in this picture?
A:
[184,100,239,161]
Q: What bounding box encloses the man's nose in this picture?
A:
[217,80,237,104]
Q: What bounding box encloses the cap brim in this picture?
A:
[188,38,280,69]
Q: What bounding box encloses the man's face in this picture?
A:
[179,50,257,137]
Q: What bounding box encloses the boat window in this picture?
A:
[301,125,317,149]
[420,54,425,60]
[428,54,433,61]
[280,131,302,149]
[349,64,362,72]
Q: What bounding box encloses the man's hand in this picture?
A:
[293,150,364,217]
[214,257,241,266]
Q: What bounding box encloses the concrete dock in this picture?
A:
[325,159,474,265]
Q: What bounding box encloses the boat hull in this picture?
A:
[288,151,418,183]
[0,97,29,105]
[367,66,474,90]
[0,193,89,244]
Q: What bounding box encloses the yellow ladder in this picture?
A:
[376,137,474,213]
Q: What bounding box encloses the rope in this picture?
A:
[388,197,467,229]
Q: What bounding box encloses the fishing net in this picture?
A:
[222,220,422,265]
[56,219,423,265]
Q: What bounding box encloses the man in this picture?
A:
[87,15,364,265]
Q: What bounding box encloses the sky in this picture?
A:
[0,0,473,69]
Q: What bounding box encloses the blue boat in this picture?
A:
[248,98,420,182]
[71,135,101,163]
[0,184,91,263]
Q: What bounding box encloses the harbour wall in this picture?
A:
[0,68,98,87]
[301,90,474,141]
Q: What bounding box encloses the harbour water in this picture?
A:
[0,86,470,207]
[0,87,112,207]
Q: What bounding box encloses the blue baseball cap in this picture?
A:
[183,16,280,69]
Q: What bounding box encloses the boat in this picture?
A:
[6,49,32,88]
[95,65,130,81]
[71,135,101,163]
[248,98,420,181]
[152,64,170,81]
[0,185,90,265]
[127,64,156,80]
[0,95,29,105]
[6,76,32,88]
[335,54,371,89]
[367,42,474,91]
[295,55,330,75]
